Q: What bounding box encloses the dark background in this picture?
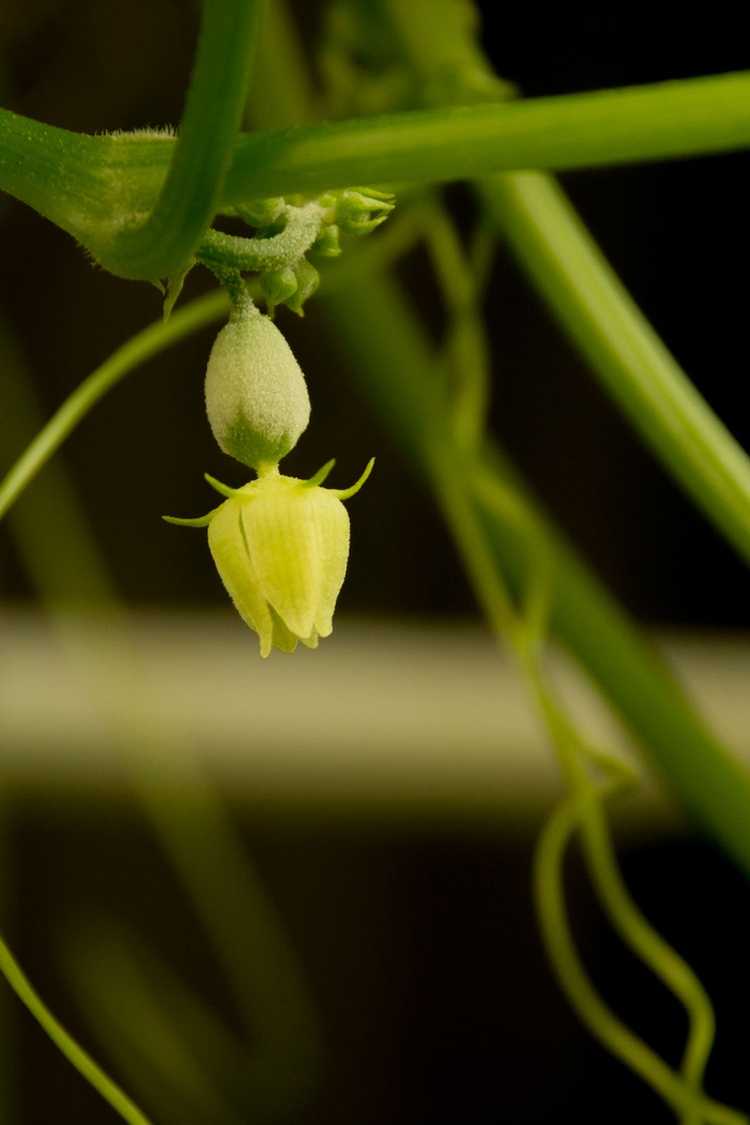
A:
[1,4,750,1124]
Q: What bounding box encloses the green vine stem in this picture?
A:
[321,270,750,880]
[102,0,263,279]
[225,70,750,196]
[412,200,720,1116]
[481,170,750,571]
[525,670,716,1123]
[365,203,730,1116]
[0,934,151,1125]
[371,0,750,861]
[197,202,324,273]
[419,196,492,449]
[379,0,750,582]
[4,71,750,263]
[533,790,745,1125]
[0,291,227,520]
[422,310,722,1116]
[0,0,264,280]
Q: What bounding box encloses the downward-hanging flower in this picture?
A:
[165,460,373,657]
[167,289,373,654]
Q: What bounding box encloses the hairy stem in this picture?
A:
[93,0,264,278]
[4,71,750,257]
[197,202,324,272]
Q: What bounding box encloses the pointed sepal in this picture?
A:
[331,457,375,500]
[204,473,240,499]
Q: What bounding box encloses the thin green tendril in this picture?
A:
[0,933,151,1124]
[422,197,741,1124]
[533,790,745,1125]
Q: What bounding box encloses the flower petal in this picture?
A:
[310,492,349,638]
[270,606,299,654]
[242,487,322,640]
[208,500,274,657]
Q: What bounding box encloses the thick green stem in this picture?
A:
[481,171,750,570]
[0,110,105,233]
[94,0,264,278]
[225,70,750,197]
[4,71,750,260]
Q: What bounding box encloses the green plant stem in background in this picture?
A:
[419,196,491,448]
[533,792,745,1125]
[382,0,750,584]
[322,272,750,880]
[0,291,228,521]
[324,259,739,1120]
[418,200,718,1116]
[97,0,264,279]
[525,672,714,1123]
[4,71,750,259]
[377,0,750,858]
[243,0,316,129]
[0,935,151,1125]
[393,209,721,1114]
[66,927,248,1125]
[481,170,750,571]
[225,70,750,195]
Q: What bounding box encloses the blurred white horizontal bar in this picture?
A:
[1,611,749,830]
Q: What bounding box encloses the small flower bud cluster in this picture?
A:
[234,188,394,317]
[327,188,394,235]
[260,257,320,318]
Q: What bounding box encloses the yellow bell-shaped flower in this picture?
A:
[165,460,373,657]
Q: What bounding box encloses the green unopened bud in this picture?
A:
[238,197,285,228]
[286,259,320,317]
[204,303,310,471]
[311,224,342,258]
[335,189,394,235]
[260,266,298,308]
[164,460,374,657]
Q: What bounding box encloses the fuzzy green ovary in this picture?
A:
[205,310,310,471]
[221,415,298,471]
